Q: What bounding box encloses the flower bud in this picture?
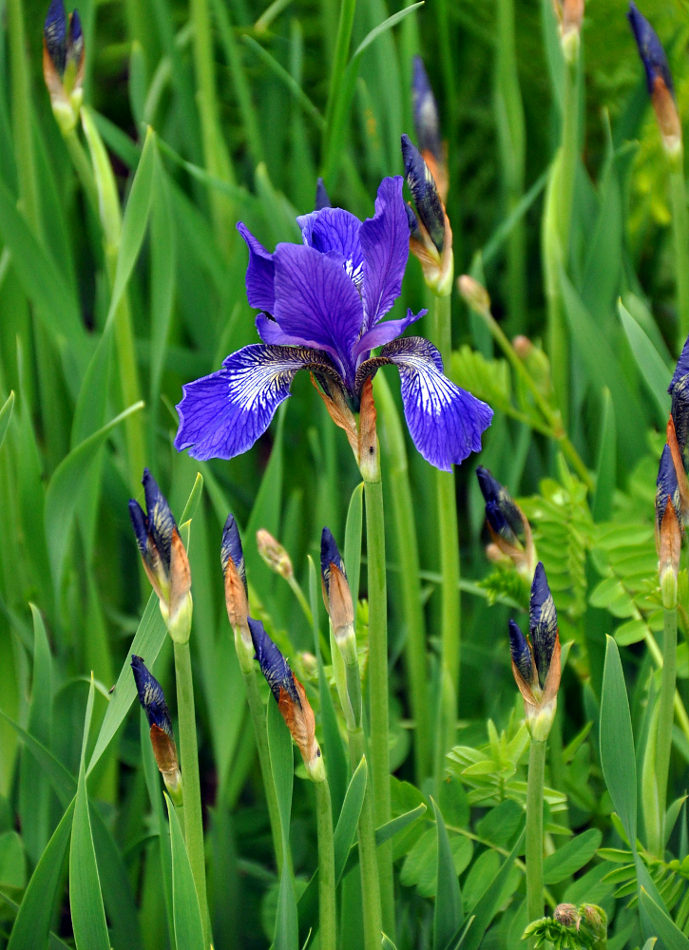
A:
[221,513,253,665]
[656,444,682,607]
[129,470,193,644]
[43,0,84,133]
[553,0,584,62]
[476,466,536,577]
[458,275,491,318]
[628,2,682,156]
[249,618,324,781]
[401,133,453,296]
[256,528,294,581]
[411,56,447,203]
[131,655,182,804]
[320,527,356,656]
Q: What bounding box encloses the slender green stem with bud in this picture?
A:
[173,640,211,948]
[362,469,395,936]
[525,736,547,939]
[431,293,461,784]
[315,778,336,950]
[650,604,677,856]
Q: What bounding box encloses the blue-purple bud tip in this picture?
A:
[221,513,247,594]
[131,655,173,736]
[320,526,346,591]
[44,0,67,74]
[248,617,300,706]
[315,178,331,211]
[412,56,443,164]
[627,2,675,98]
[401,133,445,254]
[141,469,175,568]
[656,444,680,529]
[476,465,525,543]
[529,563,558,688]
[669,336,689,460]
[508,619,533,684]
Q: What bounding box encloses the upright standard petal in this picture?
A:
[273,243,363,385]
[360,176,411,332]
[175,344,336,460]
[296,207,364,284]
[380,337,493,471]
[237,223,276,313]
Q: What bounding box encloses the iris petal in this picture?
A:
[297,207,363,280]
[360,176,410,331]
[174,344,336,460]
[237,223,276,312]
[380,337,493,471]
[273,243,363,386]
[355,307,425,360]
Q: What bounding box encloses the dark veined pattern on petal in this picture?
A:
[380,336,493,471]
[174,344,338,461]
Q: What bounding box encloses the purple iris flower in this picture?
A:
[174,176,493,472]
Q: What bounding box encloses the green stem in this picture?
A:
[375,375,431,783]
[63,129,99,217]
[241,663,290,874]
[8,0,40,232]
[362,473,395,936]
[315,779,336,950]
[431,294,461,783]
[669,158,689,347]
[653,605,678,856]
[173,640,211,948]
[348,736,383,950]
[525,737,546,936]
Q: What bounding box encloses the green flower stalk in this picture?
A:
[320,528,382,949]
[510,564,561,933]
[249,618,335,950]
[131,655,182,806]
[129,471,210,947]
[221,514,290,874]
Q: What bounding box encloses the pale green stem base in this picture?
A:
[173,640,211,948]
[670,159,689,348]
[526,737,546,937]
[315,779,336,950]
[348,733,383,950]
[241,663,290,875]
[362,474,394,936]
[432,295,461,785]
[652,605,677,857]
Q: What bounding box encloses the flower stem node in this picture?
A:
[131,656,183,805]
[508,563,561,741]
[401,134,454,297]
[248,618,324,780]
[129,470,193,644]
[628,1,682,156]
[43,0,84,132]
[174,176,492,472]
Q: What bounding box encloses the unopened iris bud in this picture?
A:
[401,133,453,296]
[476,466,535,577]
[249,618,324,781]
[628,2,682,156]
[552,0,584,62]
[320,528,355,652]
[508,563,561,741]
[315,178,331,211]
[656,445,682,607]
[668,334,689,471]
[131,655,182,804]
[129,469,193,644]
[43,0,84,133]
[458,275,491,318]
[221,514,253,665]
[256,528,294,581]
[411,56,447,203]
